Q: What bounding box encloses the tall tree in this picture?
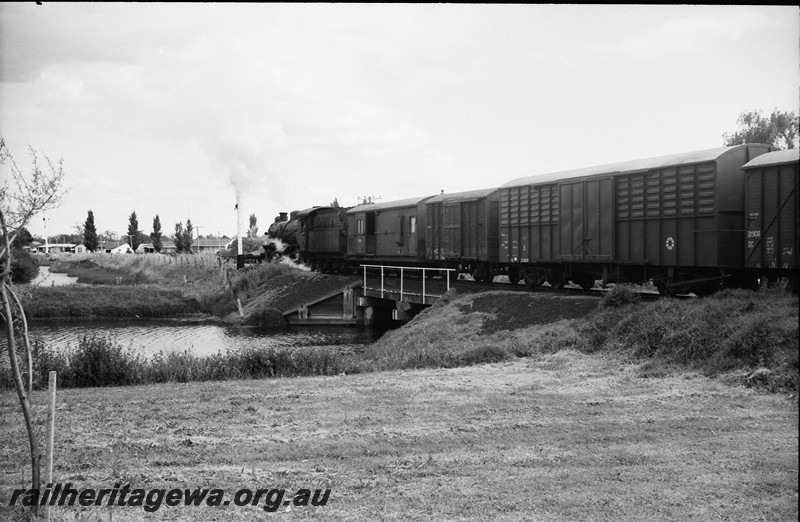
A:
[248,213,258,238]
[127,211,141,251]
[185,219,194,253]
[150,215,163,252]
[330,197,340,208]
[173,220,194,253]
[0,138,66,516]
[723,109,799,149]
[173,222,185,253]
[83,210,99,252]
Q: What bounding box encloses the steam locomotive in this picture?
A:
[264,144,799,295]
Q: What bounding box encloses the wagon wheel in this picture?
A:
[508,269,521,285]
[548,268,564,289]
[571,273,595,290]
[472,265,493,284]
[522,267,548,289]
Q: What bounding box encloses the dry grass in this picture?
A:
[1,353,797,521]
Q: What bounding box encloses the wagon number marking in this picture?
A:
[747,230,761,238]
[665,237,675,251]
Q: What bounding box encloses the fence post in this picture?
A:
[44,371,56,521]
[422,268,426,305]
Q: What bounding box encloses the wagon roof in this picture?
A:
[742,148,799,169]
[295,206,347,217]
[345,196,433,213]
[501,144,770,188]
[426,187,498,204]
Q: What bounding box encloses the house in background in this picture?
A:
[110,243,133,254]
[42,243,78,254]
[96,241,123,253]
[195,237,233,254]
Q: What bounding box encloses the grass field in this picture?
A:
[1,352,797,521]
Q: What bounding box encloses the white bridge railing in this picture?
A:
[361,265,456,305]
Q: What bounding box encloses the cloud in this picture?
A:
[575,7,785,62]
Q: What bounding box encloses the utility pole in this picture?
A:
[42,216,49,254]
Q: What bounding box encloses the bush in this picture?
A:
[11,249,39,284]
[600,284,640,308]
[60,336,145,388]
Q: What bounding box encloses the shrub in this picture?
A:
[11,249,39,284]
[66,336,144,388]
[600,284,640,308]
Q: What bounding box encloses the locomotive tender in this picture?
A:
[266,143,799,294]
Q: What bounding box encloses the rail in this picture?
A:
[360,265,456,305]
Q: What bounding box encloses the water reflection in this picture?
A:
[28,320,386,358]
[29,266,79,287]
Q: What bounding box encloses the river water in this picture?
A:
[26,267,385,357]
[29,266,79,287]
[27,320,385,358]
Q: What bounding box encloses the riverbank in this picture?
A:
[20,254,326,321]
[11,254,800,394]
[7,284,798,398]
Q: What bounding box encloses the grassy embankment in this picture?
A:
[22,253,299,319]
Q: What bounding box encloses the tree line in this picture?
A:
[80,211,197,253]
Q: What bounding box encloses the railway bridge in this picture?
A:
[282,265,456,326]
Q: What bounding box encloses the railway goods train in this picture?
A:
[264,144,799,295]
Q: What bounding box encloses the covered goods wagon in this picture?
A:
[498,144,775,291]
[743,148,799,288]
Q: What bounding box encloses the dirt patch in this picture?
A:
[460,292,599,334]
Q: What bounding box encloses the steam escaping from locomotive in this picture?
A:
[265,211,300,261]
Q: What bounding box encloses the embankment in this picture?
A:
[367,286,798,393]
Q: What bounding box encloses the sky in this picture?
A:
[1,3,798,241]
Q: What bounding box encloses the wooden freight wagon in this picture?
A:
[743,148,799,288]
[425,188,499,282]
[346,196,432,263]
[499,144,775,292]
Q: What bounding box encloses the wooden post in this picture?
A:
[44,371,56,521]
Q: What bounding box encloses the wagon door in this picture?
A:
[558,178,614,261]
[426,201,443,260]
[442,202,461,258]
